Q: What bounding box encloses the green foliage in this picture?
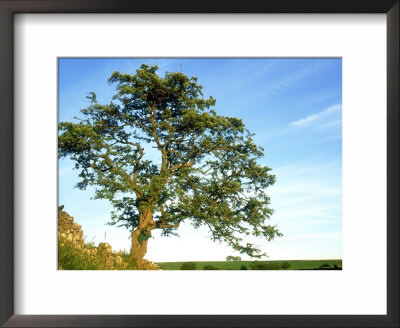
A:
[240,265,248,270]
[320,263,331,268]
[58,64,280,257]
[226,255,242,262]
[137,229,152,245]
[251,261,282,270]
[281,261,291,270]
[157,260,342,270]
[203,264,219,270]
[181,262,197,270]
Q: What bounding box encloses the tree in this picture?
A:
[226,255,242,262]
[58,64,281,268]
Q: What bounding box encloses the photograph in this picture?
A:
[1,0,396,325]
[58,58,342,271]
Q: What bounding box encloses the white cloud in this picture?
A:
[290,104,342,128]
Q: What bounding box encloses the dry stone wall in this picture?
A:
[58,205,84,247]
[58,206,161,270]
[58,205,127,270]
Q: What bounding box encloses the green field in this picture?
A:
[156,259,342,270]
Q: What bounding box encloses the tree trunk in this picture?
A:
[130,209,153,268]
[130,229,150,268]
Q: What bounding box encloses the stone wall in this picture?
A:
[58,205,84,247]
[58,206,161,270]
[58,205,126,269]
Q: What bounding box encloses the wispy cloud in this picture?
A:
[265,161,342,240]
[290,104,342,128]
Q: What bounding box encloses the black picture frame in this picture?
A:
[0,1,398,327]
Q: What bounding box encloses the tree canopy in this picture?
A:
[58,64,281,264]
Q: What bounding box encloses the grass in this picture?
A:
[58,236,137,270]
[58,232,342,271]
[156,259,342,270]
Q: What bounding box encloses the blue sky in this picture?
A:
[58,58,342,261]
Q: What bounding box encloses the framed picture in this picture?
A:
[0,0,398,327]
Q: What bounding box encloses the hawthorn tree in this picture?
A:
[58,64,281,268]
[226,256,242,262]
